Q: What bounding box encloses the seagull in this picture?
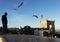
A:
[41,15,43,19]
[13,2,23,10]
[18,2,23,8]
[33,15,38,18]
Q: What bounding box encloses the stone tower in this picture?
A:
[40,20,55,33]
[47,20,55,33]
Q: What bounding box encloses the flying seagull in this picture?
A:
[41,15,43,19]
[33,15,38,18]
[18,2,23,8]
[13,2,23,10]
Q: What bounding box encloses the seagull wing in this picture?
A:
[33,15,38,18]
[18,2,23,8]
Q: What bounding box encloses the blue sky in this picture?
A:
[0,0,60,30]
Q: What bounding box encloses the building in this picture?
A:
[40,20,55,33]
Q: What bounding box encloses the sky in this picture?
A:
[0,0,60,30]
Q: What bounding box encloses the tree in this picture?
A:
[23,25,34,35]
